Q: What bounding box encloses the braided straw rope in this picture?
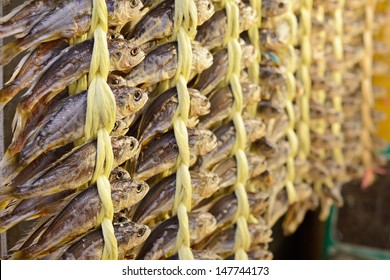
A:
[361,0,377,187]
[281,1,298,204]
[330,0,345,167]
[247,0,261,119]
[218,0,250,260]
[311,3,330,199]
[84,0,117,260]
[297,0,312,171]
[171,0,198,260]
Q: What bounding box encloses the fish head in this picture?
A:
[250,223,273,244]
[240,43,257,68]
[189,212,217,242]
[108,74,127,87]
[113,86,148,117]
[189,89,210,116]
[111,116,133,136]
[242,83,261,105]
[111,136,140,165]
[114,219,151,251]
[248,192,270,216]
[109,39,145,71]
[109,167,131,182]
[262,0,288,17]
[238,3,258,31]
[111,179,149,211]
[195,0,215,25]
[107,0,144,26]
[192,44,213,73]
[192,171,221,198]
[244,119,266,142]
[190,128,217,156]
[247,154,267,177]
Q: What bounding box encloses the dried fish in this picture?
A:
[0,136,139,201]
[137,87,210,145]
[11,39,144,154]
[59,219,150,260]
[198,119,265,170]
[136,212,217,260]
[198,82,260,129]
[132,171,220,224]
[1,86,147,183]
[0,0,144,65]
[127,0,215,49]
[0,39,69,110]
[0,167,130,233]
[136,128,217,181]
[10,177,149,259]
[125,42,213,88]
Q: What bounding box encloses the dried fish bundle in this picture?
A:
[0,0,387,261]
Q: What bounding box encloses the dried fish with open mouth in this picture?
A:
[59,219,150,260]
[0,167,130,233]
[0,0,144,66]
[135,128,217,181]
[136,212,217,260]
[9,177,149,259]
[0,136,139,203]
[1,86,147,184]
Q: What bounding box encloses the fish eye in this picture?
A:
[136,184,144,193]
[113,121,119,130]
[112,78,119,85]
[207,3,212,10]
[131,47,140,56]
[109,33,116,40]
[130,0,138,8]
[117,215,127,223]
[129,139,137,150]
[134,90,143,102]
[116,170,125,180]
[278,2,285,9]
[137,226,146,237]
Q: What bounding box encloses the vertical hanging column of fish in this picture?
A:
[121,0,217,260]
[257,0,298,228]
[312,0,346,221]
[190,0,275,259]
[281,0,314,235]
[249,0,289,229]
[0,0,152,259]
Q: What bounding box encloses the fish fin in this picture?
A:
[0,151,21,185]
[0,199,20,216]
[10,215,54,252]
[0,40,24,66]
[0,185,14,210]
[4,51,32,86]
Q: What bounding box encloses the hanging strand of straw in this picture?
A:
[171,0,198,260]
[84,0,117,260]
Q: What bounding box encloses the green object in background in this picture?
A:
[323,206,390,260]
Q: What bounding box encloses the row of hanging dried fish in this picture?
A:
[0,0,388,260]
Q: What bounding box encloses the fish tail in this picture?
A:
[0,83,21,111]
[0,185,14,211]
